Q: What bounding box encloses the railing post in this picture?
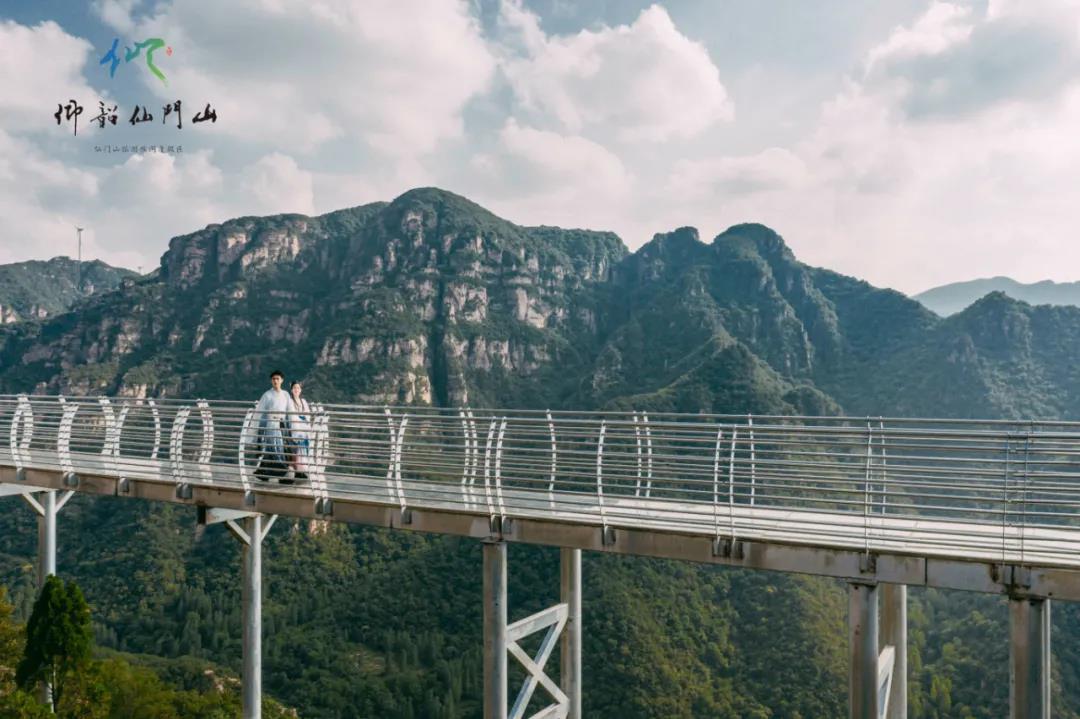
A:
[1010,596,1050,719]
[242,514,263,719]
[880,584,907,718]
[849,582,879,719]
[484,540,508,719]
[560,547,582,719]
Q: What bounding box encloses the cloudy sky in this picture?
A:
[1,0,1078,293]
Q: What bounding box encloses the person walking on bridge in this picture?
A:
[254,369,290,482]
[285,380,312,482]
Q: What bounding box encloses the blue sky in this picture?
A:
[1,0,1077,292]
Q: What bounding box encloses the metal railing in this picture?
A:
[3,394,1080,567]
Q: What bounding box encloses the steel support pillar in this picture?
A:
[560,547,582,719]
[36,490,57,587]
[849,582,879,719]
[484,540,508,719]
[1010,596,1050,719]
[214,511,275,719]
[242,514,263,719]
[880,584,907,718]
[11,487,74,709]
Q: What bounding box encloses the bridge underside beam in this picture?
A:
[9,466,1080,602]
[1010,596,1050,719]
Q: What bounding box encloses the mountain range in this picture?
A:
[0,256,137,325]
[3,187,1080,718]
[4,188,1080,421]
[914,276,1080,316]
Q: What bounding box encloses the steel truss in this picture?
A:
[485,542,582,719]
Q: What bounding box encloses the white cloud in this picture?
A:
[498,2,733,142]
[107,0,497,156]
[0,125,318,271]
[0,129,100,265]
[91,0,142,34]
[668,148,808,199]
[458,120,635,238]
[238,153,314,216]
[865,2,974,73]
[862,2,1080,118]
[493,119,631,197]
[0,21,103,133]
[743,0,1080,291]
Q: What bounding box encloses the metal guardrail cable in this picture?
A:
[748,415,756,507]
[1001,438,1012,565]
[383,408,396,503]
[727,425,737,540]
[547,410,556,508]
[863,419,873,554]
[596,420,607,531]
[633,413,642,498]
[1022,428,1032,566]
[712,425,723,542]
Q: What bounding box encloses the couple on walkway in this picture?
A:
[254,369,313,484]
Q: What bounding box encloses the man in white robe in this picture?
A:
[254,369,290,481]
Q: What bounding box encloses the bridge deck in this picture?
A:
[5,447,1080,601]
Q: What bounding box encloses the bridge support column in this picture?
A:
[205,508,277,719]
[242,514,263,719]
[3,488,75,589]
[561,547,582,719]
[849,582,879,719]
[483,540,508,719]
[1010,596,1050,719]
[483,541,573,719]
[35,492,57,710]
[5,487,75,708]
[37,490,57,586]
[880,584,907,718]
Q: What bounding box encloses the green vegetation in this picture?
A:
[16,576,93,711]
[0,583,295,718]
[0,257,136,323]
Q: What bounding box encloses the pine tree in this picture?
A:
[15,576,93,712]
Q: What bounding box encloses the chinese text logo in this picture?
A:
[100,38,172,85]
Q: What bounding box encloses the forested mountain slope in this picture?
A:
[0,257,136,324]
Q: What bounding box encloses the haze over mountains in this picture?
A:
[914,277,1080,316]
[4,187,1080,717]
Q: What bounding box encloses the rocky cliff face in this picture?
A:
[0,189,626,408]
[4,187,1080,422]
